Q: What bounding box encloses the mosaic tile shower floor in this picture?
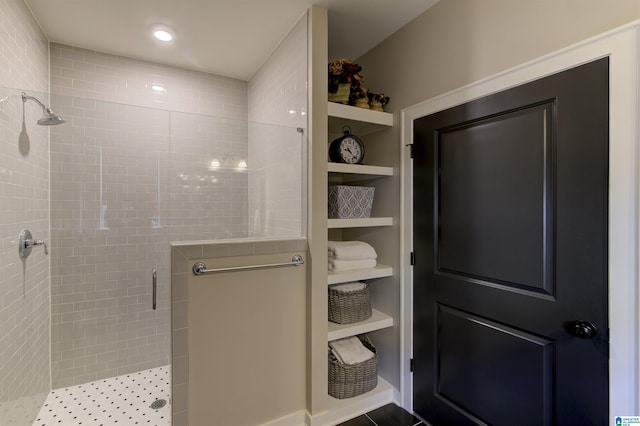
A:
[33,366,171,425]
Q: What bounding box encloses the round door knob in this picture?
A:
[568,320,598,339]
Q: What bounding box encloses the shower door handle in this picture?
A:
[152,269,157,310]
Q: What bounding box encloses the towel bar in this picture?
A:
[192,254,304,275]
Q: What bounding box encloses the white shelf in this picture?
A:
[328,103,393,138]
[328,309,394,341]
[328,217,393,228]
[328,264,393,285]
[328,102,394,126]
[327,163,393,176]
[323,377,395,423]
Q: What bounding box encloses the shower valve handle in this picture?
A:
[26,238,48,255]
[18,229,48,259]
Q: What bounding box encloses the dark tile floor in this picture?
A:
[338,403,427,426]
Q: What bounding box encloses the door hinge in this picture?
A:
[406,143,414,159]
[410,358,415,372]
[410,251,415,266]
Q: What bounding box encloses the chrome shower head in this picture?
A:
[21,92,66,126]
[37,108,66,126]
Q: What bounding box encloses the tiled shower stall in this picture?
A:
[48,43,252,390]
[0,0,307,422]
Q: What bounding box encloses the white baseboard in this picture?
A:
[260,410,308,426]
[306,377,397,426]
[259,379,403,426]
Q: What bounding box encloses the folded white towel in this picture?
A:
[330,282,367,293]
[328,241,377,260]
[328,258,377,272]
[329,337,374,365]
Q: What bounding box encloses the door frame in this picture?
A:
[399,21,640,418]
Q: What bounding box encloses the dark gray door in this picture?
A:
[412,58,609,425]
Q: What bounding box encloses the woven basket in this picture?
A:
[328,335,378,399]
[328,282,372,324]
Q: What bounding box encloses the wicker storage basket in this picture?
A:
[328,335,378,399]
[328,282,372,324]
[328,185,375,219]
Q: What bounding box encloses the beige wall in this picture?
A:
[357,0,640,113]
[351,0,640,410]
[0,0,51,424]
[188,253,306,426]
[171,239,308,426]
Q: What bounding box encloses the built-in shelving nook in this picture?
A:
[308,8,401,423]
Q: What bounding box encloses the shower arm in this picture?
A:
[20,91,65,125]
[21,92,47,111]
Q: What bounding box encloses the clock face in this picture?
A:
[339,137,363,164]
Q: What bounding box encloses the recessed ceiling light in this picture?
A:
[151,84,165,93]
[153,29,173,42]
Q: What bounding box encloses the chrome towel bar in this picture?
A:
[192,254,304,276]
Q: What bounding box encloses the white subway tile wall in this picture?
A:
[0,0,51,424]
[50,43,248,120]
[247,15,308,238]
[169,112,249,241]
[49,45,250,388]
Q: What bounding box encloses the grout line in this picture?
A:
[413,412,431,426]
[364,413,379,425]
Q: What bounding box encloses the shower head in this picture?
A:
[37,107,66,126]
[21,92,66,126]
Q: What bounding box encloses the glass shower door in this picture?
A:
[48,97,172,405]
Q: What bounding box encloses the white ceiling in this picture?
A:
[24,0,438,81]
